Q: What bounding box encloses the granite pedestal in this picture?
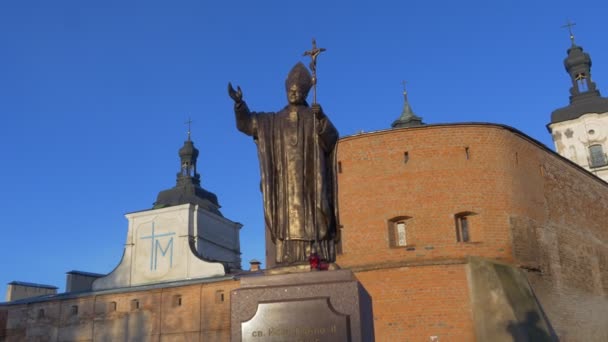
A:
[231,269,374,342]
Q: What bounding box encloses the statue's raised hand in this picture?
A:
[228,82,243,104]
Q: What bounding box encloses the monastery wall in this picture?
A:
[507,128,608,341]
[0,279,237,341]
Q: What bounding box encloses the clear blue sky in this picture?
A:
[1,0,607,294]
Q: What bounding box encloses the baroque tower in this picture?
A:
[548,28,608,181]
[92,130,242,290]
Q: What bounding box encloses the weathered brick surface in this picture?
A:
[200,281,239,334]
[355,264,474,342]
[3,305,27,341]
[337,124,608,341]
[23,300,61,341]
[160,286,200,335]
[0,310,6,340]
[0,279,237,341]
[336,125,517,269]
[505,127,608,341]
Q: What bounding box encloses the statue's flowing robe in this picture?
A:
[235,102,339,264]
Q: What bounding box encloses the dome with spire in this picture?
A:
[153,132,222,216]
[551,32,608,124]
[391,82,424,128]
[179,140,199,159]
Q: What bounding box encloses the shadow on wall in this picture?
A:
[467,257,559,342]
[506,311,553,342]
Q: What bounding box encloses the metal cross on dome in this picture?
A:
[185,117,193,141]
[561,20,577,45]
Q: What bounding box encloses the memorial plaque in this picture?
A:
[242,298,350,342]
[231,270,374,341]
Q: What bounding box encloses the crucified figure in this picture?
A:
[303,38,326,104]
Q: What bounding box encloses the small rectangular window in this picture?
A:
[37,309,45,319]
[589,145,607,168]
[456,215,470,242]
[215,290,225,304]
[131,299,140,311]
[396,222,407,246]
[173,295,182,307]
[71,305,78,316]
[108,301,117,312]
[388,217,412,248]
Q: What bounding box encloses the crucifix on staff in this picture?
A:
[303,38,327,105]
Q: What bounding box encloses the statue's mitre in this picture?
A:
[285,62,313,94]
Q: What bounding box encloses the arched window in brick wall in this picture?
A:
[455,212,476,242]
[388,216,412,248]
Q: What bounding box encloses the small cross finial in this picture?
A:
[561,20,577,46]
[402,80,411,103]
[185,117,193,141]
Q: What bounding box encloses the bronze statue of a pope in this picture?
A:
[228,62,339,267]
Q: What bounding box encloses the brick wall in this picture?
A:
[336,124,608,341]
[0,278,237,341]
[355,264,474,342]
[336,125,518,269]
[0,309,7,339]
[507,129,608,341]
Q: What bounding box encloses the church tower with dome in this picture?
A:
[548,24,608,182]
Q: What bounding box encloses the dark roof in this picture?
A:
[153,138,223,216]
[391,89,424,128]
[7,281,57,290]
[550,95,608,124]
[154,183,222,216]
[1,275,236,306]
[66,270,105,278]
[550,43,608,125]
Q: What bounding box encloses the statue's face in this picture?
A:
[287,84,305,105]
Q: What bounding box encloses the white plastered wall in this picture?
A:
[92,203,241,290]
[549,111,608,182]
